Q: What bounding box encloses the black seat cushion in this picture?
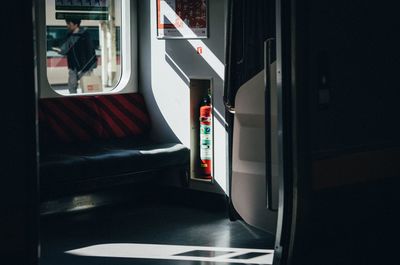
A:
[40,137,189,186]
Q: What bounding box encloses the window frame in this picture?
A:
[36,0,137,97]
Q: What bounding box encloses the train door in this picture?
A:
[224,0,278,235]
[225,1,297,264]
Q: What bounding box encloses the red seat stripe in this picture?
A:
[97,96,141,136]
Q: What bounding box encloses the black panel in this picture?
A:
[286,0,400,264]
[230,252,271,259]
[1,1,39,264]
[224,0,275,108]
[174,250,233,257]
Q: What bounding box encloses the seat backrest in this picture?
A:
[38,93,151,144]
[94,93,151,139]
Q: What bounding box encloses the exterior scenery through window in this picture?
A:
[46,0,122,95]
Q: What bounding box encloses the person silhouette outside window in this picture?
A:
[53,18,97,94]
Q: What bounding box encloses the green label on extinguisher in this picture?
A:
[200,124,212,160]
[200,124,212,134]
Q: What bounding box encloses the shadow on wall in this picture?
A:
[138,0,180,144]
[139,0,227,143]
[164,38,226,127]
[162,0,227,128]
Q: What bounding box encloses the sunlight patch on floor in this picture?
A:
[66,243,274,264]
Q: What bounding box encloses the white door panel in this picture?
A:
[232,70,277,233]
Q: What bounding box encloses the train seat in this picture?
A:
[38,93,189,199]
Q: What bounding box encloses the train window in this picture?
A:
[45,0,123,95]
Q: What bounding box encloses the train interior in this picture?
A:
[37,1,277,265]
[4,0,400,265]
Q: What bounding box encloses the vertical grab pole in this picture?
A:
[265,38,278,211]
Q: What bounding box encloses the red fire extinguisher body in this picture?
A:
[199,97,212,178]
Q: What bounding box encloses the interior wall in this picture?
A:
[304,0,400,188]
[290,2,400,264]
[307,0,400,154]
[138,0,228,192]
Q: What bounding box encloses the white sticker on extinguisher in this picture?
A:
[200,124,212,160]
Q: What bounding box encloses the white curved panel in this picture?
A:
[231,70,277,233]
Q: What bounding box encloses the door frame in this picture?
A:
[272,0,311,264]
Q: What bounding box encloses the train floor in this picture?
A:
[39,186,275,265]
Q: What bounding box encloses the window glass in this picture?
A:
[46,0,122,94]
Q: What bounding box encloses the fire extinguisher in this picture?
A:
[199,90,212,178]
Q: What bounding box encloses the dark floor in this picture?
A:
[40,187,275,265]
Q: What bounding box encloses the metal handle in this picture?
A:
[224,101,236,114]
[265,38,278,212]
